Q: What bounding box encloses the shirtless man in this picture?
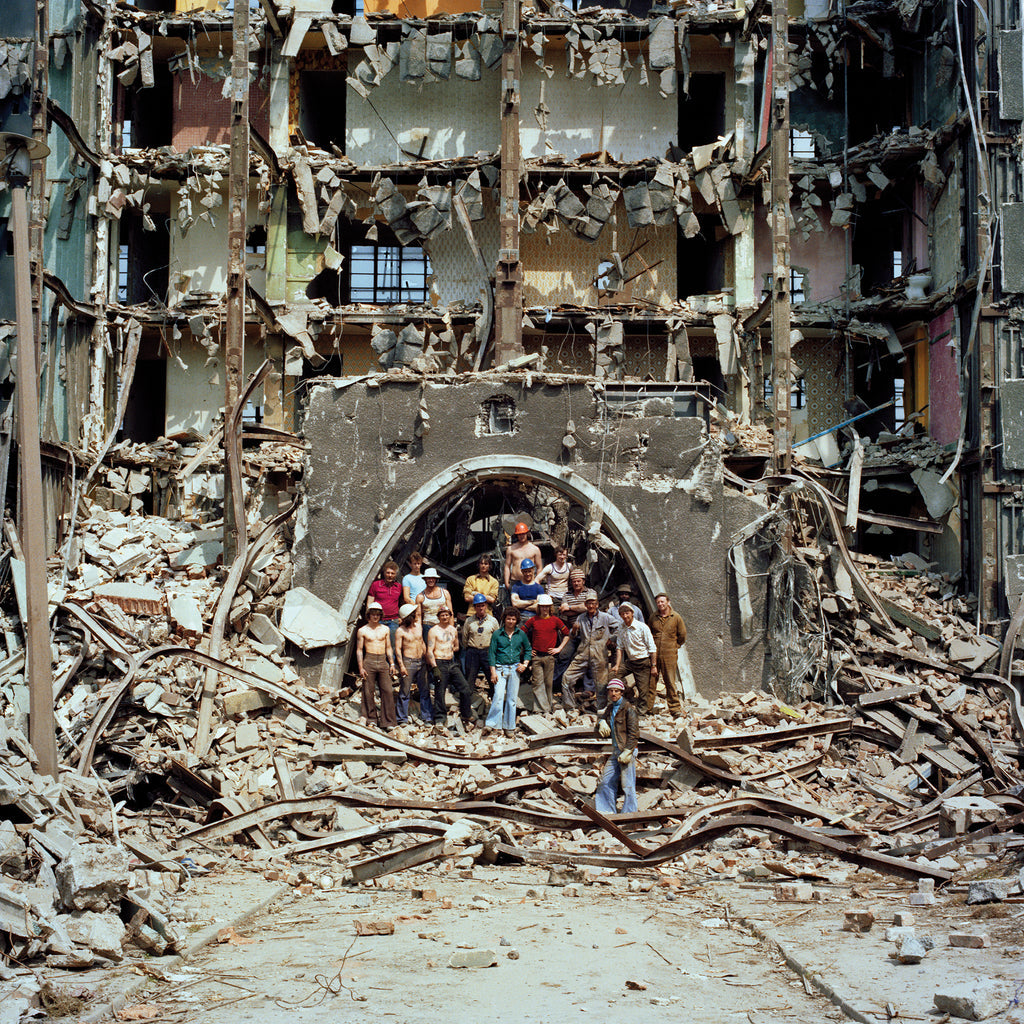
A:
[504,521,543,588]
[356,603,397,730]
[394,603,426,726]
[426,607,474,731]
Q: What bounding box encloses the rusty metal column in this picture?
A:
[10,158,57,777]
[495,0,524,365]
[769,0,791,473]
[224,0,250,563]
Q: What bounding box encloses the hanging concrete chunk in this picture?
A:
[623,182,654,227]
[455,37,482,81]
[400,28,428,82]
[349,15,377,47]
[371,328,398,357]
[477,31,503,70]
[649,169,676,226]
[456,171,485,221]
[648,19,675,72]
[394,323,426,365]
[428,32,452,80]
[322,20,346,56]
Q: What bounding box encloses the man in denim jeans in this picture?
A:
[485,607,531,735]
[594,678,638,815]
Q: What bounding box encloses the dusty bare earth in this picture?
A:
[64,867,843,1024]
[36,863,1024,1024]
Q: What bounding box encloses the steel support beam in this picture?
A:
[494,0,523,365]
[224,0,250,564]
[769,0,791,473]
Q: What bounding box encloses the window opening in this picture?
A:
[479,395,517,435]
[350,244,431,305]
[893,376,906,429]
[893,250,903,278]
[763,375,805,410]
[118,244,129,303]
[789,129,816,159]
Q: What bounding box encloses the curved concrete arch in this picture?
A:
[339,455,668,633]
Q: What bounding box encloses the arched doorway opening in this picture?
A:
[339,456,670,634]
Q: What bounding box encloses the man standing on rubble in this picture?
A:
[356,603,398,731]
[462,593,499,694]
[561,590,615,710]
[486,607,532,734]
[402,551,427,607]
[524,594,569,713]
[426,607,475,732]
[594,678,638,815]
[649,593,687,718]
[463,553,499,613]
[612,602,658,715]
[367,560,403,650]
[555,567,589,689]
[511,558,544,624]
[394,603,425,726]
[504,521,542,588]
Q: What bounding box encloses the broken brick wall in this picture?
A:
[172,72,270,151]
[296,377,769,696]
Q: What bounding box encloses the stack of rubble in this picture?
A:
[1,435,1022,1009]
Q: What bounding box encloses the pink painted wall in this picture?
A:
[928,309,960,444]
[754,207,852,302]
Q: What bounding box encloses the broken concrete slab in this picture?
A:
[56,843,129,912]
[63,910,126,960]
[279,587,347,651]
[933,981,1009,1020]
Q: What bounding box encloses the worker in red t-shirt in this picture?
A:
[524,595,570,713]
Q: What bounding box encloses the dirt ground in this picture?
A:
[45,867,843,1024]
[38,861,1024,1024]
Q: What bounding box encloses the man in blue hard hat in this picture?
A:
[510,558,545,625]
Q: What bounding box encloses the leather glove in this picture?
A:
[598,721,611,738]
[618,749,634,766]
[431,666,442,683]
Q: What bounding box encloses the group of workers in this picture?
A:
[354,522,688,810]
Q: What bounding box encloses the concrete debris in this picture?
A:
[933,981,1010,1020]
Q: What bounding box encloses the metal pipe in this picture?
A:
[792,399,894,448]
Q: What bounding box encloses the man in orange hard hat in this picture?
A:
[504,521,542,590]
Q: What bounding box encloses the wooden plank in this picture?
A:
[845,437,864,531]
[310,747,408,765]
[858,685,924,708]
[349,838,448,883]
[875,595,943,642]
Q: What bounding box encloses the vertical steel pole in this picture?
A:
[494,0,523,365]
[770,0,792,473]
[224,0,250,562]
[11,170,57,778]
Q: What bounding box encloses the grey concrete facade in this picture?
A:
[295,375,768,696]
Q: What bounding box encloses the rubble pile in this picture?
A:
[1,446,1023,1013]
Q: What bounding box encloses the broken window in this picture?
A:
[349,243,431,305]
[480,396,517,435]
[760,269,807,305]
[763,374,806,410]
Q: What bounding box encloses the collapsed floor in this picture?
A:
[1,415,1023,1020]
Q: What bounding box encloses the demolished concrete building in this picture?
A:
[6,0,1021,691]
[3,0,1024,1005]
